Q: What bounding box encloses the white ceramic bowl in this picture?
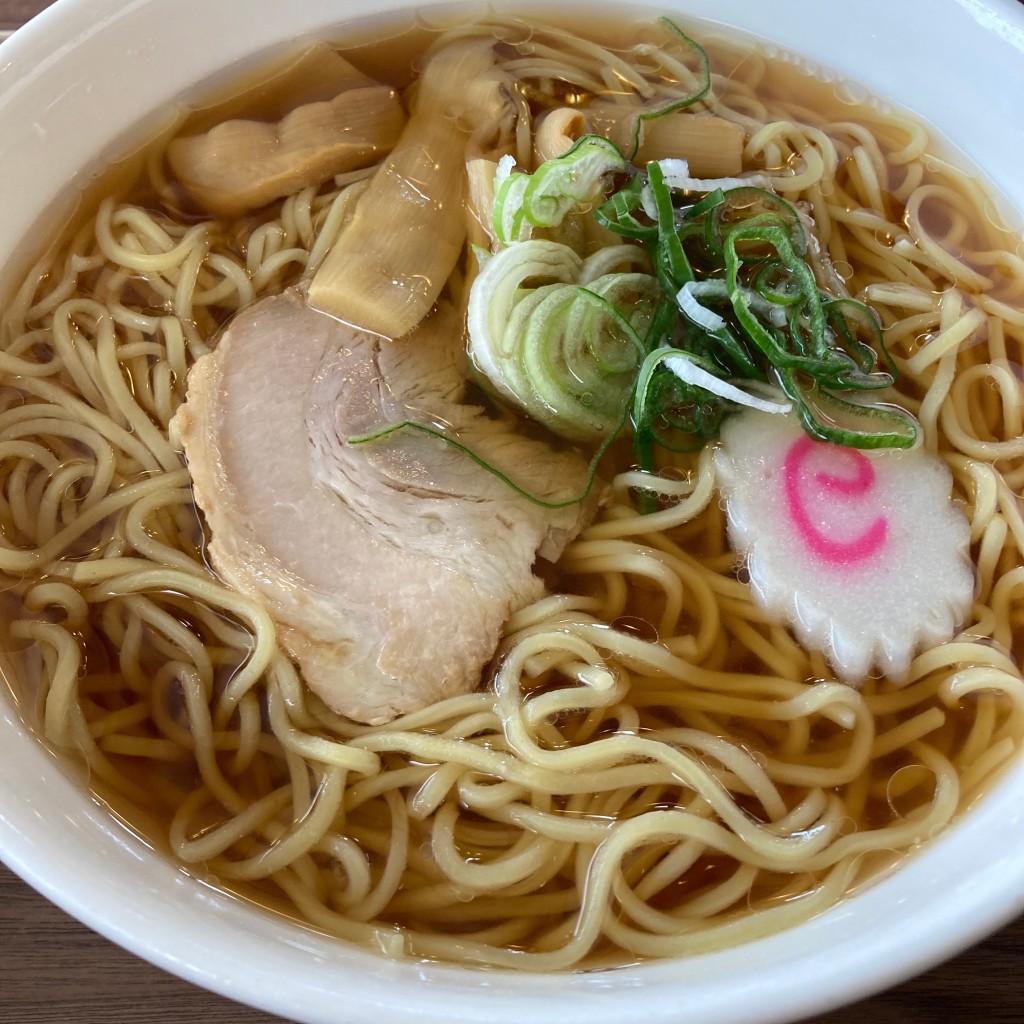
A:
[1,1,1023,1022]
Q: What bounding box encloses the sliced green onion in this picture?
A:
[493,170,531,246]
[468,240,581,404]
[477,105,917,486]
[779,369,919,449]
[594,176,658,240]
[347,416,618,510]
[579,244,651,283]
[707,187,807,260]
[824,298,898,379]
[494,135,627,247]
[632,347,726,470]
[522,135,626,224]
[662,352,792,414]
[684,188,726,220]
[467,239,660,441]
[676,280,726,332]
[625,171,916,453]
[647,162,694,292]
[625,19,712,159]
[653,158,771,196]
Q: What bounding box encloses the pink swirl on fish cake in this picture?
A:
[782,435,887,566]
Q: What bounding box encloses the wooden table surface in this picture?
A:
[1,0,1023,1021]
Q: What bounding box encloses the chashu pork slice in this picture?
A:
[172,290,599,725]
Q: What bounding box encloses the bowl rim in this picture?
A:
[1,1,1024,1022]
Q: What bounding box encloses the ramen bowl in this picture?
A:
[1,0,1023,1022]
